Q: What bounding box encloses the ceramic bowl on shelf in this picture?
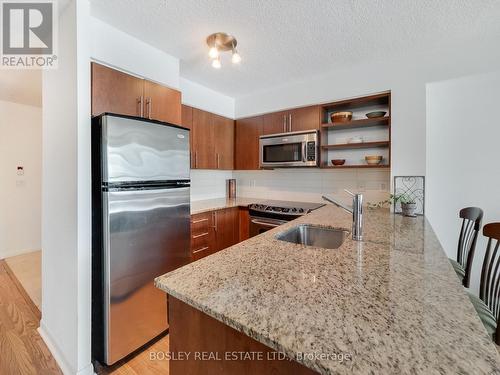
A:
[331,159,346,166]
[330,111,353,123]
[365,155,383,165]
[347,136,364,144]
[365,111,387,119]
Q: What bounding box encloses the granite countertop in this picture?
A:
[190,197,263,215]
[156,205,500,374]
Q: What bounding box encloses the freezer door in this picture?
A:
[102,186,190,365]
[102,115,190,183]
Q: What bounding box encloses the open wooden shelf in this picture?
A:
[321,117,389,130]
[321,141,389,150]
[321,164,390,169]
[321,92,390,112]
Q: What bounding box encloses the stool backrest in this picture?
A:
[479,222,500,343]
[457,207,483,287]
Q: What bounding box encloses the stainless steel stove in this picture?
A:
[248,200,324,237]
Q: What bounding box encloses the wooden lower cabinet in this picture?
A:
[190,207,241,261]
[190,211,215,261]
[168,296,316,375]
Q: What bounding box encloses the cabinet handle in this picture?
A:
[194,151,198,168]
[192,218,208,224]
[216,153,220,169]
[146,97,152,119]
[192,232,209,239]
[137,96,144,117]
[283,115,286,133]
[193,246,209,254]
[212,211,217,232]
[289,114,292,132]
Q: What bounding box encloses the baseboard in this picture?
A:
[0,247,41,260]
[38,322,95,375]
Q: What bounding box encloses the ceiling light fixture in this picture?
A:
[206,32,241,68]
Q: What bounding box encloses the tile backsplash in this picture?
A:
[191,169,390,205]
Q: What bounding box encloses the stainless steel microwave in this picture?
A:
[259,130,319,168]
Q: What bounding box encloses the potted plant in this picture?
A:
[393,193,417,217]
[368,193,418,217]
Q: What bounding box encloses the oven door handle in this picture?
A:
[250,219,283,228]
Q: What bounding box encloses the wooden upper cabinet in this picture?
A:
[143,80,181,125]
[289,105,320,132]
[214,114,234,170]
[181,104,193,130]
[262,111,288,135]
[192,108,216,169]
[235,115,263,170]
[181,105,195,168]
[91,62,182,125]
[91,62,143,117]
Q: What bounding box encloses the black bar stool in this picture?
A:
[467,223,500,343]
[450,207,483,287]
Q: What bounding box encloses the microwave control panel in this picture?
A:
[306,141,316,161]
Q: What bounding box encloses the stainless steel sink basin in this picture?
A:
[276,224,349,249]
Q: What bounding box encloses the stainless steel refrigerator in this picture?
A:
[91,113,191,365]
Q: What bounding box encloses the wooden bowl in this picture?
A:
[365,155,383,165]
[331,159,346,166]
[330,111,353,123]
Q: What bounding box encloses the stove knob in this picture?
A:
[291,208,297,212]
[298,208,304,213]
[282,208,289,213]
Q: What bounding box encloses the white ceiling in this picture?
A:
[0,70,42,107]
[90,0,500,98]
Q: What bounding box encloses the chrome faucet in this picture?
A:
[322,190,363,241]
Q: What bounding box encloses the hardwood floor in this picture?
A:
[0,260,61,374]
[5,250,42,310]
[94,334,170,375]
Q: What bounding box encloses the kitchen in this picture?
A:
[1,1,500,375]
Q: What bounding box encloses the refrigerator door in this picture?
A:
[102,115,190,184]
[102,185,190,365]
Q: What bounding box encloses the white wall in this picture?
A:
[90,16,179,89]
[235,37,500,179]
[234,169,389,206]
[180,78,235,118]
[40,0,93,374]
[190,170,234,201]
[0,100,42,259]
[426,70,500,294]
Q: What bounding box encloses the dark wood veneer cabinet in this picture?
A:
[91,62,181,125]
[261,106,320,134]
[189,107,234,170]
[234,115,263,170]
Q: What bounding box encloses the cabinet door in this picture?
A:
[192,108,216,169]
[289,105,320,132]
[91,62,144,117]
[181,105,195,168]
[143,80,182,125]
[214,114,234,170]
[235,115,263,170]
[262,111,288,135]
[215,208,239,251]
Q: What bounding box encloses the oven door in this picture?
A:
[249,216,287,237]
[260,130,318,168]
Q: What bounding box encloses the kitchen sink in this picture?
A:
[276,224,349,249]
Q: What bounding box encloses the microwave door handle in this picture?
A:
[302,142,307,162]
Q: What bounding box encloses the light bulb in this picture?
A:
[231,50,241,64]
[208,46,219,59]
[212,57,221,69]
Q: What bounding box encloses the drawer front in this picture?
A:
[191,212,211,235]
